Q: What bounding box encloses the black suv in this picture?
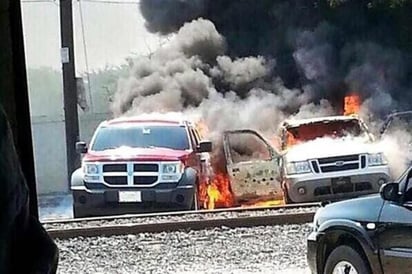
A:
[307,166,412,274]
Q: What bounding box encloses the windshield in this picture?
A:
[91,125,190,151]
[285,119,364,147]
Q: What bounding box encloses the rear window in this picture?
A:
[91,125,190,151]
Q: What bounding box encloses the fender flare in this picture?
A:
[317,219,382,274]
[178,167,198,187]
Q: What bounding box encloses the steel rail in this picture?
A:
[42,202,320,224]
[48,211,316,239]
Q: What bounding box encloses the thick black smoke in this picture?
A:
[139,0,412,116]
[110,1,412,176]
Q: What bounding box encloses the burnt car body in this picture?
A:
[223,130,284,204]
[71,116,212,218]
[280,115,391,203]
[307,166,412,274]
[223,115,391,205]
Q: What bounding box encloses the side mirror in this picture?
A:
[198,140,212,153]
[76,141,88,154]
[380,182,400,202]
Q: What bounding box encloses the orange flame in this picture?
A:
[344,94,361,115]
[194,119,285,210]
[199,173,235,209]
[241,199,284,208]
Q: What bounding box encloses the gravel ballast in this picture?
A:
[56,223,312,274]
[44,206,318,231]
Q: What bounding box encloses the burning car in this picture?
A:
[202,115,392,208]
[222,130,284,206]
[70,116,212,218]
[279,115,391,203]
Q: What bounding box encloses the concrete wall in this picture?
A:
[32,112,110,194]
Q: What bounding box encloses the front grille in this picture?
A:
[311,160,320,173]
[317,154,360,173]
[133,176,158,185]
[85,182,177,190]
[99,162,160,187]
[104,176,127,185]
[103,164,127,172]
[360,155,366,169]
[321,163,359,173]
[318,154,359,164]
[134,164,158,172]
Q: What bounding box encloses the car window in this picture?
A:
[91,125,190,151]
[397,166,412,202]
[227,132,271,163]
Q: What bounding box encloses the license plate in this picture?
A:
[118,191,142,203]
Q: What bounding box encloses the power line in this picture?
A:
[78,0,94,113]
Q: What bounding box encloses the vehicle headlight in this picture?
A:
[286,161,312,175]
[368,153,387,166]
[162,163,183,174]
[161,162,184,181]
[83,164,99,174]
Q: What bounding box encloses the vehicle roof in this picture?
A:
[283,115,360,128]
[385,110,412,119]
[100,114,191,127]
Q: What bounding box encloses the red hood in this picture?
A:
[83,147,192,162]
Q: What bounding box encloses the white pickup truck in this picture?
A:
[279,115,391,203]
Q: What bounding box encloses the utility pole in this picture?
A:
[60,0,80,186]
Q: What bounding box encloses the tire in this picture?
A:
[324,245,371,274]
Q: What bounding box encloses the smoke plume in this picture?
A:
[111,1,412,177]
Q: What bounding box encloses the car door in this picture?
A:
[223,130,283,203]
[378,170,412,274]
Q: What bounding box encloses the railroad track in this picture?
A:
[45,203,320,239]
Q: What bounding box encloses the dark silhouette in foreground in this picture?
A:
[0,105,58,273]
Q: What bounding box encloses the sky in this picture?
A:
[21,0,169,73]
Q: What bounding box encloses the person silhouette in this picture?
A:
[0,105,58,273]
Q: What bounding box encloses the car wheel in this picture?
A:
[324,245,371,274]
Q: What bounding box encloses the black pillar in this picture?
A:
[60,0,81,184]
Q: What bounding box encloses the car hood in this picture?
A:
[285,136,381,161]
[83,146,191,162]
[316,194,384,225]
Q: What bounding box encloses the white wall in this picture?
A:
[32,112,110,194]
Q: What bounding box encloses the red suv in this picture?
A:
[71,116,212,218]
